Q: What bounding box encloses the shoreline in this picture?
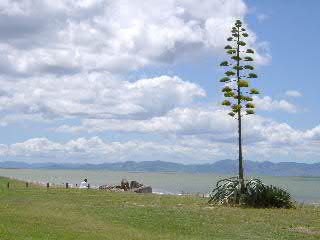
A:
[2,175,320,206]
[0,175,209,198]
[1,172,320,206]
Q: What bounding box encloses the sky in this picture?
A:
[0,0,319,164]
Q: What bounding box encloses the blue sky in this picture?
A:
[0,0,319,164]
[246,0,319,129]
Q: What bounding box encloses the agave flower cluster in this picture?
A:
[219,20,260,118]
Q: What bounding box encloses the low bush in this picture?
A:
[208,177,295,209]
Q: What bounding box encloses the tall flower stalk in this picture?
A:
[219,19,260,192]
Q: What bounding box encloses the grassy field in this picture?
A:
[0,177,319,240]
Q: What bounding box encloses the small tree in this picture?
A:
[219,19,260,192]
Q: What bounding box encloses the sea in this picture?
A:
[1,168,319,204]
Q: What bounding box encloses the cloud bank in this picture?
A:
[0,0,315,164]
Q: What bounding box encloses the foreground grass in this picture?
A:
[0,177,319,240]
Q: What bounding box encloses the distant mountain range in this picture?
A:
[0,160,319,177]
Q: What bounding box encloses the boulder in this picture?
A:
[121,179,130,191]
[130,180,143,189]
[133,186,152,194]
[99,185,124,192]
[99,179,152,193]
[99,185,111,190]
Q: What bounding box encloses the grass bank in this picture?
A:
[0,177,319,240]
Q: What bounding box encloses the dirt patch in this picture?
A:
[203,206,217,210]
[289,226,320,236]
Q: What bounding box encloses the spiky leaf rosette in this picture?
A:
[219,19,260,118]
[208,177,295,208]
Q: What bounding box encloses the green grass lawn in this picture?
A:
[0,177,319,240]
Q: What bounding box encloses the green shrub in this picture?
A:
[245,181,294,208]
[208,177,295,209]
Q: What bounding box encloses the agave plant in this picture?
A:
[208,177,245,205]
[208,177,294,208]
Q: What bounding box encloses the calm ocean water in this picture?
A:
[1,169,319,204]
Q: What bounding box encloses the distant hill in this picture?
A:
[0,160,319,177]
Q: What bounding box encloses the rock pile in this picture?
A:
[99,179,152,194]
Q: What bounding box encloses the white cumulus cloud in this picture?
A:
[0,0,269,77]
[0,74,205,125]
[253,96,299,113]
[285,90,302,98]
